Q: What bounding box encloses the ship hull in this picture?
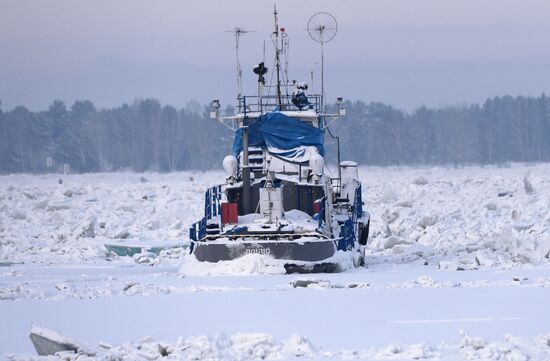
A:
[192,238,341,273]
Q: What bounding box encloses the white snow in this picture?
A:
[1,163,549,359]
[0,171,221,265]
[178,250,359,277]
[360,164,550,270]
[6,331,550,360]
[179,253,288,276]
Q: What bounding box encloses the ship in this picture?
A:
[189,8,370,273]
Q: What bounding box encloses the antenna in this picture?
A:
[282,30,290,98]
[272,5,283,107]
[307,12,338,110]
[226,27,254,100]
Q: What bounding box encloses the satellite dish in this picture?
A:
[307,12,337,44]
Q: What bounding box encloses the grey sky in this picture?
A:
[1,0,550,111]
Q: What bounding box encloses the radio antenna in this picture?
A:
[226,27,254,99]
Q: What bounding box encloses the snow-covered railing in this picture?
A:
[336,184,363,251]
[238,94,322,114]
[337,219,355,251]
[189,218,206,242]
[189,185,223,242]
[204,185,223,220]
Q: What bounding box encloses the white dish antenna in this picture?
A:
[306,12,338,109]
[307,12,338,44]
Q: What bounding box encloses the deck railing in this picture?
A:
[238,94,322,114]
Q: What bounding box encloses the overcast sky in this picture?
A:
[1,0,550,111]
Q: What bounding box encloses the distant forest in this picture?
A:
[1,94,550,174]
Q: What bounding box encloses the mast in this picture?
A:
[273,5,282,107]
[321,39,325,111]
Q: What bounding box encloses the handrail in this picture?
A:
[190,185,223,242]
[204,185,223,219]
[238,94,322,113]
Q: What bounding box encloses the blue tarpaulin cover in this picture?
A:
[233,112,324,162]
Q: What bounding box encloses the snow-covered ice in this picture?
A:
[1,164,549,359]
[7,330,550,360]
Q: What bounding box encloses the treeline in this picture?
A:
[1,94,550,174]
[0,99,233,173]
[328,94,550,166]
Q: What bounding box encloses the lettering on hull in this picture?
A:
[245,248,271,255]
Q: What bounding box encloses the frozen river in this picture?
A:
[1,164,549,359]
